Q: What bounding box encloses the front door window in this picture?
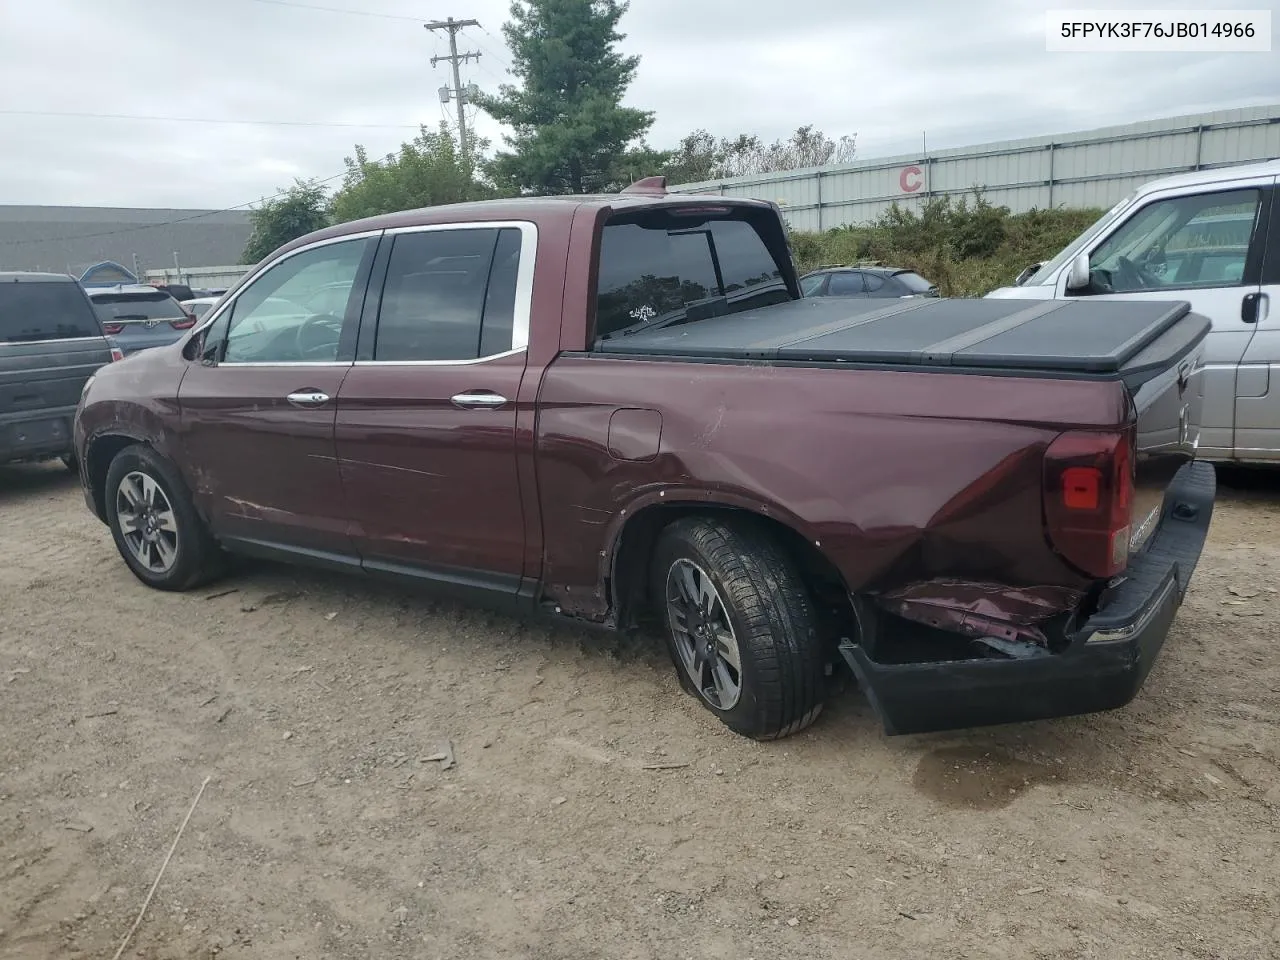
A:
[209,238,374,364]
[1087,189,1262,294]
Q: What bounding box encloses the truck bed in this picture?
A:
[596,297,1209,384]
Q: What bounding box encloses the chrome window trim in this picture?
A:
[352,347,527,368]
[376,220,538,358]
[210,361,353,368]
[190,229,385,340]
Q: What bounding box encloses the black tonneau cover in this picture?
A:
[596,297,1208,378]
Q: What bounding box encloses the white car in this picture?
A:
[987,158,1280,465]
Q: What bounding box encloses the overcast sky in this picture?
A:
[0,0,1277,209]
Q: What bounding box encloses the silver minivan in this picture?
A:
[988,158,1279,464]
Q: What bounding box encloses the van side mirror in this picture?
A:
[1065,252,1091,291]
[1014,263,1041,286]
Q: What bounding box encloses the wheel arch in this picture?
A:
[84,432,148,521]
[606,494,853,632]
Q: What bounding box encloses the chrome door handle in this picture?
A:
[451,392,508,409]
[286,390,331,407]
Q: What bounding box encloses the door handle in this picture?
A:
[451,391,508,409]
[1242,292,1266,324]
[286,390,331,407]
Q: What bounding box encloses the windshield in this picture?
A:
[0,281,102,343]
[91,291,185,321]
[1023,192,1138,286]
[594,210,790,341]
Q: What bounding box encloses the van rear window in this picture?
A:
[91,291,185,321]
[0,281,102,343]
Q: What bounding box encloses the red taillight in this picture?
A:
[170,314,197,330]
[110,347,124,362]
[1043,430,1135,579]
[102,322,124,335]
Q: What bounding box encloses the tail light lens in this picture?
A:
[110,346,124,362]
[102,322,124,335]
[1043,429,1134,579]
[170,314,197,330]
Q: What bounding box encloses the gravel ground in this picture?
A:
[1,461,1277,960]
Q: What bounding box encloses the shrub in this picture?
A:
[790,190,1104,297]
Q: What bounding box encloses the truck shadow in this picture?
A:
[1215,463,1280,504]
[0,461,79,504]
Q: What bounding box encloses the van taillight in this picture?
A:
[1043,430,1134,579]
[102,322,124,335]
[170,314,197,330]
[110,347,124,362]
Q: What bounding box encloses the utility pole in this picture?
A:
[425,17,480,155]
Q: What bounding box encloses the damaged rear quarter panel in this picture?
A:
[535,356,1129,617]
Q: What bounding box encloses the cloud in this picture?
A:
[0,0,1275,207]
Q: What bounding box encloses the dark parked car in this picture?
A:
[85,284,197,356]
[801,266,938,299]
[74,181,1214,741]
[1,272,121,468]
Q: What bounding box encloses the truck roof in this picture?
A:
[0,271,78,283]
[1134,157,1280,197]
[272,190,773,261]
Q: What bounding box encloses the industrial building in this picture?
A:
[0,204,250,276]
[670,103,1280,231]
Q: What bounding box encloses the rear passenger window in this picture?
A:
[827,272,865,295]
[862,273,884,293]
[374,228,522,362]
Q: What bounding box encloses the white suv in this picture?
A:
[988,159,1280,464]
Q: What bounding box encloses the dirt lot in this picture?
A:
[1,462,1278,960]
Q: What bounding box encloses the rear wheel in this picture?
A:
[651,516,826,740]
[104,444,224,591]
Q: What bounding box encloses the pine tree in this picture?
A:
[478,0,655,195]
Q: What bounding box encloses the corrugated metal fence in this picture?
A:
[668,104,1280,231]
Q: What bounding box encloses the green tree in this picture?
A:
[477,0,656,194]
[662,129,725,185]
[241,180,329,263]
[329,123,496,223]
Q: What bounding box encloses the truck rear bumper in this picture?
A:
[840,460,1215,736]
[1,407,76,463]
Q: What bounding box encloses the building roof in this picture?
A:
[0,204,251,275]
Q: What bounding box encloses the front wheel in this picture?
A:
[103,444,224,591]
[651,516,826,740]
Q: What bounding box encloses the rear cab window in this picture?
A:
[0,279,103,343]
[593,207,791,343]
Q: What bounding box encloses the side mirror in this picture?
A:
[1013,263,1042,286]
[1065,251,1091,291]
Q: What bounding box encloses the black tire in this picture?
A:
[651,516,826,740]
[103,444,225,591]
[60,452,77,472]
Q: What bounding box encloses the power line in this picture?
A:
[0,109,422,129]
[462,28,512,75]
[246,0,424,21]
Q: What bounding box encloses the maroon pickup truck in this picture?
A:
[73,180,1215,740]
